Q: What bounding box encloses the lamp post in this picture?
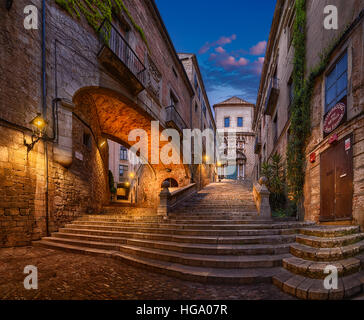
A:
[24,113,48,152]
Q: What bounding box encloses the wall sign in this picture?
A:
[323,102,346,134]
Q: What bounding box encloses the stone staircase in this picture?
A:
[33,182,312,285]
[32,181,364,298]
[273,225,364,299]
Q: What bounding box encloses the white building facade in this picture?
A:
[214,97,255,180]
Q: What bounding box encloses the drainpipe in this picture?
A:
[41,0,49,237]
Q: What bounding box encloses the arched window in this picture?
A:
[161,178,178,188]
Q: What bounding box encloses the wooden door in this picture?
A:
[320,135,353,221]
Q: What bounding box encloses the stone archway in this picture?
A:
[72,87,191,209]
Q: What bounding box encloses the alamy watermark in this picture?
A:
[323,265,338,290]
[24,265,38,290]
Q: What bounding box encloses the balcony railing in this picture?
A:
[165,105,187,133]
[264,77,280,116]
[254,136,262,154]
[98,19,146,95]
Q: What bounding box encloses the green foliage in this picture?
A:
[286,0,308,205]
[108,170,117,194]
[55,0,148,46]
[262,153,287,211]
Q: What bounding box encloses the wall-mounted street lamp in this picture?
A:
[129,172,135,179]
[99,139,106,148]
[24,113,48,152]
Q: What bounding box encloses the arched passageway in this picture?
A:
[73,87,190,209]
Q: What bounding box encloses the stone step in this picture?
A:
[66,221,312,231]
[49,233,291,255]
[282,255,364,279]
[168,213,257,218]
[273,267,364,300]
[60,226,298,237]
[33,240,279,284]
[72,219,279,228]
[296,233,364,248]
[299,226,360,238]
[54,231,296,245]
[290,241,364,261]
[37,237,289,268]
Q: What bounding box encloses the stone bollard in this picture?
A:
[157,181,171,217]
[258,177,272,220]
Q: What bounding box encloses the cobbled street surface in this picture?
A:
[0,246,295,300]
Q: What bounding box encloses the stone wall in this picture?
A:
[304,17,364,226]
[0,0,195,247]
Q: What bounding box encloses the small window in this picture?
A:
[120,146,128,160]
[237,117,243,127]
[224,117,230,128]
[325,51,348,114]
[194,74,198,89]
[195,103,198,113]
[273,114,278,144]
[202,101,207,117]
[83,133,92,150]
[119,165,128,179]
[170,90,178,107]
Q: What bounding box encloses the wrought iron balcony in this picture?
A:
[98,19,146,95]
[254,136,262,154]
[264,77,280,116]
[165,105,187,133]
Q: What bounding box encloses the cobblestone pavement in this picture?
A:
[0,246,295,300]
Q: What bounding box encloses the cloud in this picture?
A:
[215,46,226,54]
[198,34,237,54]
[209,51,249,72]
[252,57,265,75]
[250,41,267,55]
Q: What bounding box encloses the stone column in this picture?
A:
[157,181,171,217]
[258,177,272,220]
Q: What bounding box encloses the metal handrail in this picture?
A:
[165,105,187,130]
[98,19,146,84]
[264,77,280,113]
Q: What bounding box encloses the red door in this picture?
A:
[320,135,353,221]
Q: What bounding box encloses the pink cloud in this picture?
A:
[250,41,267,55]
[209,52,249,72]
[252,57,265,74]
[199,34,237,54]
[215,46,226,54]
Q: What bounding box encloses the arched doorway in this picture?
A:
[161,178,178,188]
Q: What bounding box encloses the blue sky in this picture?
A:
[155,0,276,106]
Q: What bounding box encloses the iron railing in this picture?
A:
[98,19,146,85]
[264,77,280,115]
[165,105,187,131]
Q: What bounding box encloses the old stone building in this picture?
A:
[0,0,214,247]
[214,97,255,180]
[254,0,364,227]
[179,53,217,188]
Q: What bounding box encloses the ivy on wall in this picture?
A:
[286,0,308,204]
[55,0,148,45]
[287,0,350,205]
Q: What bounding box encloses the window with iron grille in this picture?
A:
[325,51,348,114]
[120,146,128,160]
[119,164,128,178]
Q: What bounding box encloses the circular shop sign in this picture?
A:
[323,103,346,134]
